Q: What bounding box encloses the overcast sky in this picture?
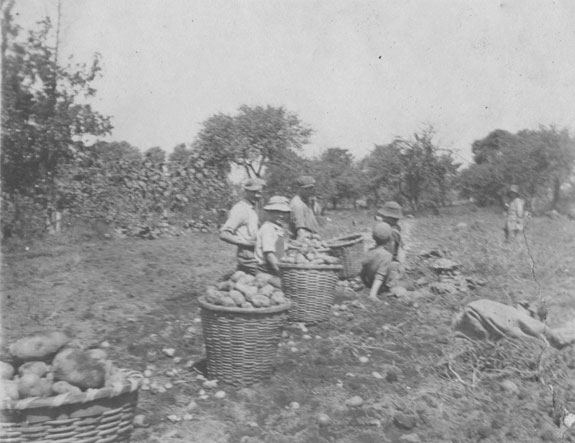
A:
[11,0,575,165]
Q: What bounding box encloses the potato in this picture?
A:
[251,295,271,308]
[295,254,308,264]
[254,272,273,288]
[258,284,275,297]
[52,348,106,389]
[17,373,52,398]
[228,290,246,306]
[238,274,255,285]
[282,256,295,264]
[219,296,237,308]
[217,281,233,291]
[240,302,254,309]
[269,277,282,289]
[230,270,246,282]
[10,331,71,362]
[51,380,82,396]
[205,289,223,305]
[18,361,49,378]
[271,292,288,306]
[0,380,19,401]
[86,349,108,362]
[0,361,15,380]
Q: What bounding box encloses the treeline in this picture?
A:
[2,8,575,239]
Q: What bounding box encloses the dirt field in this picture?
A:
[2,207,575,443]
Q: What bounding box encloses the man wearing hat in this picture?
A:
[219,178,265,275]
[504,185,525,242]
[289,175,320,240]
[255,196,291,275]
[375,201,404,262]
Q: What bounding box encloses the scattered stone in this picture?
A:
[372,371,383,379]
[429,281,458,295]
[317,413,331,426]
[164,382,173,390]
[143,369,153,378]
[289,402,300,410]
[500,379,520,395]
[418,249,443,259]
[290,347,299,353]
[214,390,226,399]
[390,286,409,298]
[393,413,417,430]
[281,330,290,338]
[182,414,193,421]
[186,400,198,410]
[345,396,364,407]
[415,277,428,287]
[430,258,459,273]
[167,414,181,423]
[238,387,257,401]
[400,433,421,443]
[184,360,194,369]
[100,341,111,349]
[302,334,312,340]
[455,222,468,230]
[162,348,176,357]
[203,379,218,389]
[359,356,369,364]
[173,357,183,364]
[133,414,149,428]
[193,317,201,323]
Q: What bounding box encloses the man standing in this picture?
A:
[504,184,525,243]
[219,178,264,275]
[289,175,320,240]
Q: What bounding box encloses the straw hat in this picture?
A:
[295,175,316,188]
[372,222,393,242]
[243,178,265,191]
[377,201,403,219]
[264,196,291,212]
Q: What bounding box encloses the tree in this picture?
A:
[459,126,575,210]
[144,146,166,164]
[311,148,362,209]
[92,141,142,164]
[360,141,404,207]
[1,3,112,235]
[194,105,313,179]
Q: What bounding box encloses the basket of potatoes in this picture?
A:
[326,233,365,279]
[279,235,343,324]
[199,271,291,386]
[0,331,142,443]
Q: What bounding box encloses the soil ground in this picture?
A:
[2,206,575,442]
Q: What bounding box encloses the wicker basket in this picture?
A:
[327,233,365,279]
[199,297,290,387]
[279,263,342,324]
[0,370,142,443]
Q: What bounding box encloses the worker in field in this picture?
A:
[255,196,291,275]
[375,201,405,263]
[289,175,320,240]
[360,222,401,301]
[219,178,265,275]
[503,184,526,243]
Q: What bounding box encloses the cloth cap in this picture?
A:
[243,178,265,191]
[264,196,291,212]
[377,201,403,219]
[296,175,316,188]
[509,185,520,195]
[372,222,393,242]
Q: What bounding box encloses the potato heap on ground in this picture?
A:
[281,234,340,265]
[205,271,288,309]
[0,331,130,402]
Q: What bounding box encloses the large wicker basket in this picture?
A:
[0,370,142,443]
[199,297,290,387]
[279,263,342,324]
[327,234,365,279]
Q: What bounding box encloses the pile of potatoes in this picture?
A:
[0,331,129,402]
[281,234,340,266]
[205,271,288,309]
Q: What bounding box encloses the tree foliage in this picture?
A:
[194,105,313,179]
[459,126,575,209]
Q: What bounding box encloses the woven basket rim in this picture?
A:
[326,233,365,248]
[2,369,143,411]
[278,263,343,270]
[199,296,291,314]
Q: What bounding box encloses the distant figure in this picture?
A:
[219,178,265,275]
[255,196,291,276]
[504,185,525,243]
[289,175,320,240]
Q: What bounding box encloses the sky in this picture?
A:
[10,0,575,166]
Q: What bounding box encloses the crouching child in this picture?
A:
[255,196,291,276]
[360,222,402,301]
